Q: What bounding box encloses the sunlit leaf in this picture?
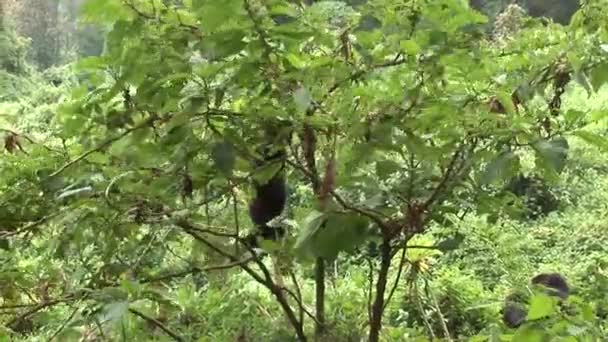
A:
[526,293,556,320]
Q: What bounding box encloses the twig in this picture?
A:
[424,279,453,342]
[231,185,241,255]
[281,286,318,325]
[0,213,61,238]
[141,256,257,283]
[412,281,435,340]
[48,297,85,341]
[324,57,407,101]
[6,297,73,330]
[289,270,305,326]
[366,259,375,324]
[174,219,307,341]
[128,308,184,342]
[383,246,408,311]
[50,115,169,178]
[422,145,464,211]
[285,159,389,228]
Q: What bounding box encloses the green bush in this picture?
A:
[0,27,30,74]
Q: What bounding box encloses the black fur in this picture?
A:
[502,297,527,328]
[248,174,286,227]
[531,273,570,299]
[501,273,570,328]
[243,147,287,248]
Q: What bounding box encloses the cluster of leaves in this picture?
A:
[0,26,31,74]
[2,0,608,341]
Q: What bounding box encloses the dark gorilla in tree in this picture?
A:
[244,146,288,248]
[531,272,570,298]
[503,293,528,328]
[502,273,570,328]
[504,174,559,220]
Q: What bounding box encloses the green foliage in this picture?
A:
[0,27,31,74]
[1,0,608,341]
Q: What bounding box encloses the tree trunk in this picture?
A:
[368,241,392,342]
[314,257,326,338]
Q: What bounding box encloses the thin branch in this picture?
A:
[422,145,464,211]
[182,224,239,239]
[231,184,241,255]
[48,297,85,341]
[141,256,257,284]
[330,189,389,229]
[128,308,184,342]
[285,159,389,228]
[412,281,436,340]
[366,259,375,324]
[289,270,305,326]
[425,279,453,342]
[281,285,318,325]
[175,220,266,284]
[174,219,307,341]
[50,114,170,178]
[6,297,73,330]
[304,57,408,120]
[383,246,408,311]
[0,213,60,239]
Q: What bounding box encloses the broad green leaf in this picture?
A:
[400,40,421,55]
[375,160,402,179]
[81,0,127,23]
[162,125,192,146]
[86,152,111,164]
[294,210,326,254]
[589,63,608,92]
[588,109,608,122]
[198,29,247,60]
[512,327,544,342]
[574,71,593,96]
[563,109,586,126]
[532,137,569,174]
[478,151,519,185]
[573,130,608,151]
[99,287,129,302]
[211,141,236,177]
[526,293,556,320]
[0,239,9,251]
[312,212,370,260]
[295,211,370,260]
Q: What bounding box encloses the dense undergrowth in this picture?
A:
[2,1,608,341]
[2,56,608,341]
